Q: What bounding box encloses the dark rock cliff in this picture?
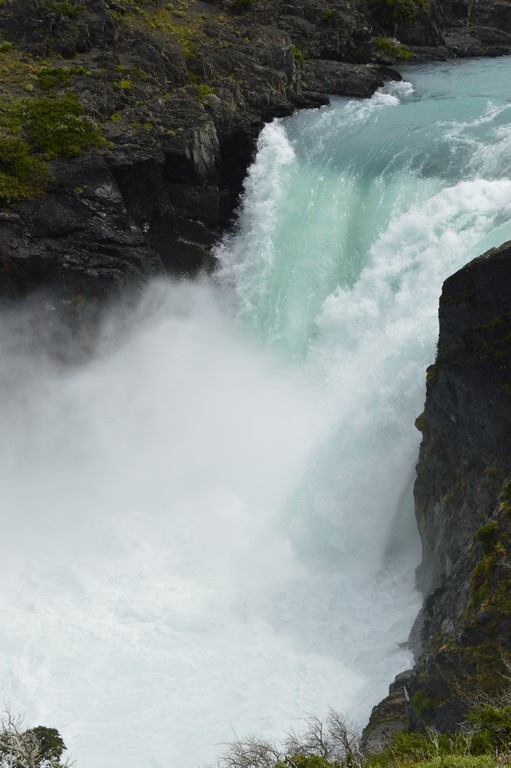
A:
[363,241,511,750]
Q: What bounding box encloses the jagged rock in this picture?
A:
[361,670,414,754]
[367,242,511,739]
[1,0,120,57]
[0,153,163,299]
[302,60,402,97]
[415,241,511,595]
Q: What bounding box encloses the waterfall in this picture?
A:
[1,57,511,768]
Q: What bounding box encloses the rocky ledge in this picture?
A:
[363,241,511,749]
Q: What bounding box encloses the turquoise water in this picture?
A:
[0,57,511,768]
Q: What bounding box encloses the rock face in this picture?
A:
[363,241,511,749]
[0,0,510,304]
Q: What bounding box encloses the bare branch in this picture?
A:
[219,735,282,768]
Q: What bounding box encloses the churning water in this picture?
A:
[1,57,511,768]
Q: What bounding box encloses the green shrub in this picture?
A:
[411,690,435,720]
[374,36,412,60]
[197,83,213,100]
[476,521,499,552]
[0,136,51,205]
[412,757,496,768]
[291,45,305,65]
[36,67,73,91]
[46,0,84,15]
[276,756,341,768]
[469,552,497,609]
[468,705,511,751]
[0,41,14,53]
[370,0,428,24]
[24,95,105,158]
[321,8,335,21]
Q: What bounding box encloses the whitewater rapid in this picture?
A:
[1,57,511,768]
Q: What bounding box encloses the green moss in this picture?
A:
[470,552,497,610]
[291,44,305,65]
[321,8,335,21]
[414,412,428,433]
[425,363,437,387]
[197,83,213,100]
[0,90,105,205]
[476,521,499,552]
[468,705,511,751]
[0,136,51,205]
[46,0,84,15]
[470,311,511,364]
[25,95,105,158]
[130,66,150,81]
[115,79,133,89]
[370,0,429,24]
[36,66,73,91]
[412,758,496,768]
[442,473,466,507]
[411,690,435,720]
[374,36,412,60]
[121,3,200,57]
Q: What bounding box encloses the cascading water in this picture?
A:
[1,57,511,768]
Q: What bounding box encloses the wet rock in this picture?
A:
[302,60,402,97]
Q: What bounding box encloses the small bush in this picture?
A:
[0,41,14,53]
[321,8,335,21]
[476,521,499,552]
[46,0,84,15]
[37,67,73,91]
[468,705,511,751]
[291,45,305,65]
[197,83,213,101]
[0,137,51,205]
[370,0,428,23]
[25,94,105,158]
[411,690,435,720]
[412,757,496,768]
[277,756,340,768]
[374,36,412,60]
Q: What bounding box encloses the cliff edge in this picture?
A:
[363,241,511,750]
